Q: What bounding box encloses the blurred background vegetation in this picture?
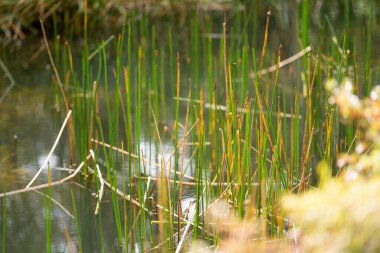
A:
[1,0,378,43]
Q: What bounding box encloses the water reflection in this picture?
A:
[0,86,197,252]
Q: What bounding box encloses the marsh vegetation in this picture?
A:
[0,0,379,252]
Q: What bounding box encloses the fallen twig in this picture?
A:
[174,97,302,119]
[26,110,72,188]
[33,190,74,219]
[0,153,91,198]
[175,202,196,253]
[0,57,15,103]
[250,45,312,78]
[91,138,196,181]
[90,150,104,215]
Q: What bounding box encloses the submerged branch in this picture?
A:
[175,97,302,119]
[250,45,312,78]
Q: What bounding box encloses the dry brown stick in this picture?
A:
[126,176,153,243]
[150,106,165,166]
[91,139,160,167]
[175,202,196,253]
[164,119,199,169]
[0,57,15,103]
[133,176,261,187]
[33,190,74,219]
[299,125,315,192]
[86,166,148,212]
[26,110,72,188]
[60,217,75,253]
[41,19,76,165]
[258,8,272,80]
[174,97,301,119]
[250,46,312,79]
[178,89,192,243]
[91,118,199,182]
[0,57,15,85]
[90,150,104,215]
[88,35,115,60]
[91,138,194,181]
[0,153,91,198]
[40,19,69,111]
[0,152,145,218]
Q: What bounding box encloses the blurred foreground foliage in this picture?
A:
[283,79,380,253]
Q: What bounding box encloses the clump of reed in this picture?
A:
[12,5,334,251]
[1,0,379,251]
[38,8,314,249]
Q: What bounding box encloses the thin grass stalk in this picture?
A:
[155,125,175,251]
[71,190,82,252]
[152,26,159,120]
[292,87,300,180]
[238,101,250,218]
[110,32,127,245]
[45,167,52,253]
[301,0,309,48]
[194,89,205,240]
[169,25,175,97]
[228,65,238,201]
[80,42,91,175]
[281,90,291,188]
[127,19,132,67]
[178,90,193,244]
[258,8,271,81]
[223,16,229,112]
[192,16,200,93]
[120,142,128,252]
[303,51,319,187]
[251,49,275,155]
[324,108,334,171]
[95,113,123,244]
[172,50,181,227]
[207,19,214,140]
[41,19,75,165]
[94,160,105,253]
[83,0,88,45]
[135,45,147,248]
[2,183,6,253]
[98,207,105,253]
[222,18,233,191]
[241,46,249,104]
[123,67,134,226]
[159,47,166,120]
[157,161,166,248]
